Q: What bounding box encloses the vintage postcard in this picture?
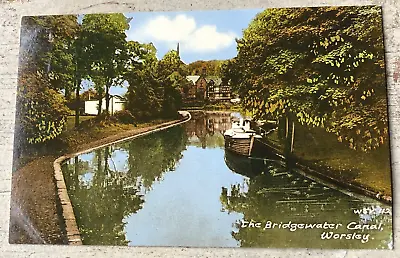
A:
[10,6,393,249]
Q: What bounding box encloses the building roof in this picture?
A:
[85,95,126,102]
[186,75,225,86]
[186,75,201,84]
[111,94,126,101]
[205,76,222,86]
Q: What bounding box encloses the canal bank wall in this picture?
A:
[254,138,392,205]
[53,111,192,245]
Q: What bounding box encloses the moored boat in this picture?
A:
[224,150,264,178]
[223,118,262,156]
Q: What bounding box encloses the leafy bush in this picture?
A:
[113,110,136,124]
[16,72,70,145]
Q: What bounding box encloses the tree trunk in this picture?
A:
[277,116,285,141]
[285,116,289,139]
[95,149,103,187]
[74,79,80,128]
[290,120,295,153]
[284,115,295,169]
[65,87,71,101]
[104,146,110,186]
[73,156,80,191]
[98,96,103,116]
[74,37,81,128]
[284,116,290,157]
[105,83,110,116]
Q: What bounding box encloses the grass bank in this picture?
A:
[10,115,183,245]
[265,123,392,199]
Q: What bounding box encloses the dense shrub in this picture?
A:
[113,110,136,124]
[16,72,70,145]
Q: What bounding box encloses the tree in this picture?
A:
[124,41,163,120]
[187,60,227,76]
[16,72,70,147]
[80,88,99,101]
[157,50,188,117]
[16,16,79,147]
[19,15,79,75]
[24,15,88,128]
[225,6,388,152]
[39,15,81,98]
[82,14,130,116]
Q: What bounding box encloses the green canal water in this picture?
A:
[61,111,392,248]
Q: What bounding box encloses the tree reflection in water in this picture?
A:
[62,126,188,245]
[118,126,188,191]
[184,111,233,148]
[220,153,392,249]
[61,111,392,248]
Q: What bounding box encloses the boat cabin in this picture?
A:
[231,118,253,132]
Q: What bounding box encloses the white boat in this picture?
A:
[224,118,262,156]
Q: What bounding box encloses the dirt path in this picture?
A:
[9,117,187,244]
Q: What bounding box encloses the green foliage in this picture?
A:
[157,50,188,118]
[157,50,187,78]
[124,45,191,120]
[113,110,136,124]
[17,72,70,144]
[82,13,131,114]
[47,38,76,95]
[225,6,388,151]
[19,15,80,75]
[24,15,87,129]
[187,60,227,76]
[124,41,164,120]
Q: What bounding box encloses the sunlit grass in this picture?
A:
[65,115,96,131]
[266,123,392,196]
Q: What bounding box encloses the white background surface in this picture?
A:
[0,0,399,257]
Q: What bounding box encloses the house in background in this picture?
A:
[185,75,208,100]
[205,77,231,102]
[183,72,231,103]
[84,95,126,115]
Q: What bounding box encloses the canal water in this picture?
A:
[61,111,392,249]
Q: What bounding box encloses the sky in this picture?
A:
[84,9,264,96]
[124,9,263,64]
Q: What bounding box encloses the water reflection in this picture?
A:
[62,126,188,245]
[62,111,392,248]
[185,111,233,148]
[222,151,392,249]
[63,149,144,245]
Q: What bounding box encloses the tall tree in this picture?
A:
[15,15,79,147]
[40,15,80,95]
[157,50,189,117]
[124,41,163,120]
[19,15,79,75]
[82,14,130,116]
[224,6,388,152]
[29,15,88,128]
